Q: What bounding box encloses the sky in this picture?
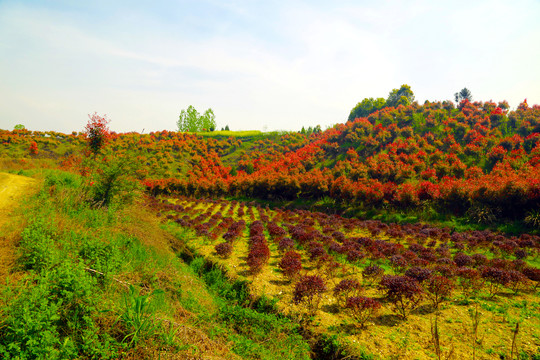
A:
[1,0,540,134]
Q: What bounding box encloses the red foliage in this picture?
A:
[379,275,423,319]
[293,275,327,315]
[334,279,363,306]
[279,250,302,280]
[29,141,38,155]
[215,242,233,258]
[362,264,384,286]
[424,274,454,309]
[345,296,381,328]
[84,112,111,155]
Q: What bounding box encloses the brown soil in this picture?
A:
[0,172,39,282]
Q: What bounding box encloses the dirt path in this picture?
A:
[0,172,39,281]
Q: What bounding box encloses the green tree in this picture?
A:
[13,124,26,131]
[386,84,415,108]
[454,88,472,103]
[201,108,216,131]
[177,106,200,132]
[177,106,216,132]
[348,97,386,121]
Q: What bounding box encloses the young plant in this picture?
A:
[456,267,483,295]
[215,242,233,259]
[84,112,111,157]
[431,314,455,360]
[277,237,295,253]
[118,285,164,347]
[362,264,384,287]
[293,275,327,316]
[481,266,511,297]
[279,250,303,281]
[467,303,482,360]
[522,266,540,290]
[379,275,423,320]
[333,279,363,306]
[390,255,408,274]
[424,274,455,310]
[345,296,381,328]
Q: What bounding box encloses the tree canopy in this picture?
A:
[455,88,473,103]
[347,84,414,122]
[348,97,386,122]
[386,84,415,107]
[177,106,216,132]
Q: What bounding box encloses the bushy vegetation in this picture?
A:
[153,195,540,359]
[1,92,540,359]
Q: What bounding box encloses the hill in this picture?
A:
[1,96,540,359]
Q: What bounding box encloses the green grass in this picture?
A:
[196,130,263,137]
[0,169,318,359]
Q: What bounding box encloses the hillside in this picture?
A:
[1,96,540,359]
[2,98,540,230]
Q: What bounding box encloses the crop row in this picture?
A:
[149,195,540,318]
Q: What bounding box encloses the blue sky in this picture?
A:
[1,0,539,133]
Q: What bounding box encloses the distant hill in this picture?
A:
[2,98,540,227]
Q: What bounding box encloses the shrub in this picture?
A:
[293,275,327,315]
[215,242,233,258]
[424,275,455,310]
[320,259,344,280]
[481,266,511,297]
[345,297,381,328]
[247,241,270,275]
[390,255,408,274]
[84,112,111,156]
[307,241,327,262]
[334,279,363,306]
[404,267,433,283]
[346,248,365,265]
[29,141,39,155]
[514,249,528,260]
[278,237,295,252]
[471,253,488,267]
[362,265,384,286]
[85,153,142,208]
[279,251,303,281]
[456,267,482,294]
[521,267,540,290]
[379,275,423,319]
[432,265,456,278]
[506,269,527,294]
[454,252,473,267]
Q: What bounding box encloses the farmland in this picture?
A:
[153,195,540,359]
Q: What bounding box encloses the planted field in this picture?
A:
[151,195,540,359]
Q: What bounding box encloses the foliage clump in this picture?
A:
[279,250,302,281]
[345,296,381,328]
[379,275,423,319]
[293,275,327,315]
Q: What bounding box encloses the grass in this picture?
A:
[196,130,263,137]
[0,169,317,359]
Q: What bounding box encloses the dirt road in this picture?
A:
[0,172,38,281]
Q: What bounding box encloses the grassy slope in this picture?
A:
[0,169,312,359]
